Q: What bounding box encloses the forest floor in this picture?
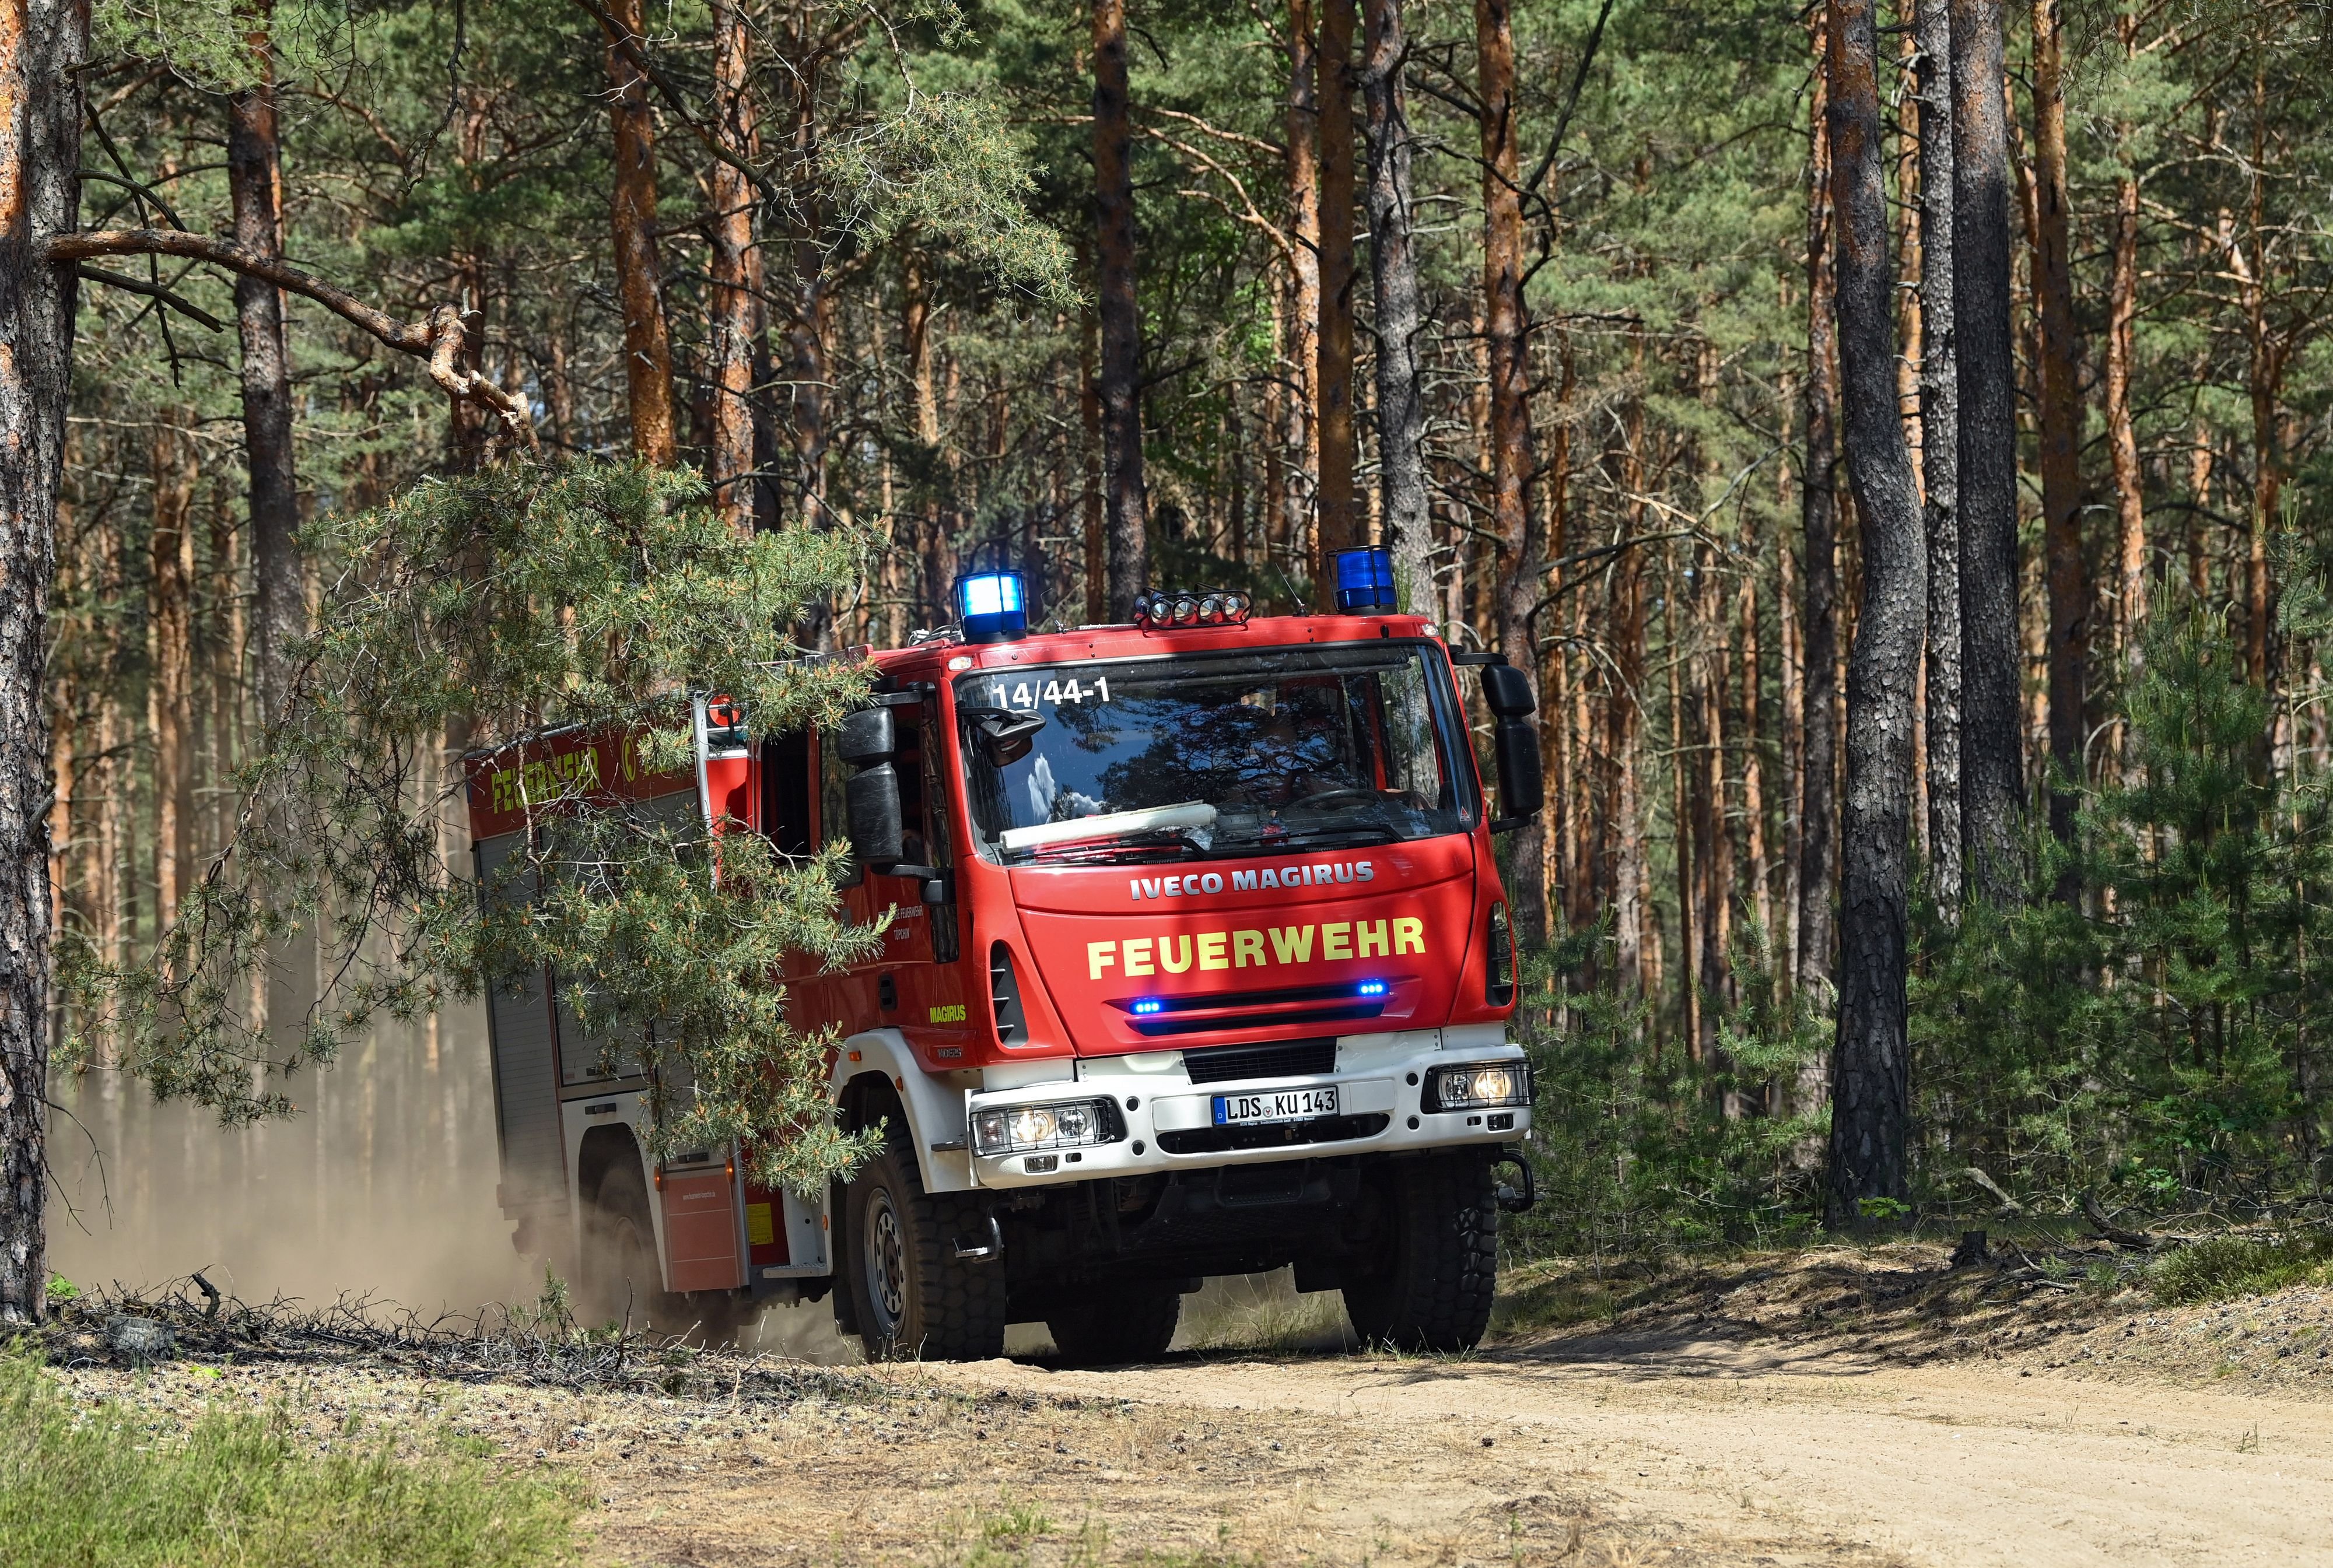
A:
[33,1240,2333,1567]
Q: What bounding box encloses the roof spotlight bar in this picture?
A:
[1133,588,1253,630]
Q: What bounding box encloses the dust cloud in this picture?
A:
[47,1004,536,1316]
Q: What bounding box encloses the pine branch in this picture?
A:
[41,229,535,444]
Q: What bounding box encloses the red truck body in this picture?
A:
[467,598,1539,1359]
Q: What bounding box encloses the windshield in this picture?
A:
[957,643,1473,865]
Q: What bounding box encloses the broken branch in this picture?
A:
[43,229,536,445]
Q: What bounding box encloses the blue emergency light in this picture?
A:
[955,570,1029,643]
[1334,546,1397,612]
[1356,979,1388,998]
[1131,998,1164,1016]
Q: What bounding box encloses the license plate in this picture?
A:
[1213,1086,1340,1126]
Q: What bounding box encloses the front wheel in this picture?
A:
[1341,1153,1498,1352]
[843,1145,1007,1362]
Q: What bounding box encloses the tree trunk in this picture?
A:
[1284,0,1321,574]
[1362,0,1430,609]
[1612,378,1649,998]
[1951,0,2021,901]
[1313,0,1360,602]
[1080,240,1106,623]
[1823,0,1924,1226]
[1475,0,1544,945]
[2030,0,2085,846]
[597,0,678,466]
[706,0,762,533]
[2241,68,2276,692]
[1799,8,1840,998]
[227,9,300,728]
[1915,0,1962,916]
[0,0,82,1325]
[148,416,194,929]
[1742,571,1773,942]
[1093,0,1148,616]
[2106,77,2144,672]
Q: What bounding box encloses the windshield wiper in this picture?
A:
[1015,829,1204,867]
[1226,825,1401,853]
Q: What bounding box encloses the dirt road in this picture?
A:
[583,1250,2333,1566]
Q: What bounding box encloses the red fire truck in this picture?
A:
[466,549,1542,1363]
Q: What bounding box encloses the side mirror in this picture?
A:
[835,707,896,768]
[959,705,1046,769]
[845,764,906,868]
[1480,661,1536,718]
[1490,720,1543,831]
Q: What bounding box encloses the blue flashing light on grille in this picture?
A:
[955,571,1029,643]
[1355,979,1388,998]
[1131,998,1164,1016]
[1334,546,1397,612]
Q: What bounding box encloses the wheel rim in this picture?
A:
[862,1187,907,1334]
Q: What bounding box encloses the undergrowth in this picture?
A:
[0,1344,583,1567]
[2150,1230,2333,1304]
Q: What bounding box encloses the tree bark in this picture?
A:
[0,0,83,1326]
[2240,68,2277,692]
[595,0,678,465]
[1284,0,1320,573]
[1799,8,1840,997]
[148,415,194,929]
[1093,0,1148,616]
[1951,0,2022,901]
[706,0,762,533]
[2030,0,2085,846]
[2106,73,2145,671]
[227,8,301,727]
[1361,0,1429,609]
[1476,0,1544,946]
[1916,0,1962,916]
[1313,0,1360,602]
[1823,0,1924,1226]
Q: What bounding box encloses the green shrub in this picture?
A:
[0,1345,583,1567]
[2149,1230,2333,1304]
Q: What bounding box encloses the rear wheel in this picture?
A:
[1046,1285,1182,1366]
[580,1159,675,1333]
[843,1145,1007,1361]
[1341,1153,1498,1352]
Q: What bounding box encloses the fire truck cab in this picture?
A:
[468,549,1543,1363]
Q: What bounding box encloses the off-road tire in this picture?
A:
[1046,1285,1182,1366]
[581,1159,676,1333]
[1341,1152,1497,1352]
[844,1144,1008,1362]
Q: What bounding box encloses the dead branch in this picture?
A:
[43,228,536,446]
[2081,1191,2158,1250]
[73,264,224,332]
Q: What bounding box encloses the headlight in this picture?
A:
[971,1098,1119,1156]
[1424,1061,1532,1113]
[1486,901,1515,1006]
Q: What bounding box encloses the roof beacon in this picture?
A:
[1334,546,1398,613]
[957,571,1029,643]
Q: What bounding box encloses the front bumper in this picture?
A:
[960,1026,1530,1190]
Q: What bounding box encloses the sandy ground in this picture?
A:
[41,1246,2333,1566]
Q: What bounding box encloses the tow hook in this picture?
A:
[1491,1145,1536,1213]
[955,1212,1006,1263]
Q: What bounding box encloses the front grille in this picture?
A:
[1123,981,1389,1039]
[1157,1113,1389,1156]
[1181,1038,1337,1086]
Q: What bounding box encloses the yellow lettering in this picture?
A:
[1267,925,1315,965]
[1160,933,1193,973]
[1233,929,1266,967]
[1124,937,1155,977]
[1088,941,1118,980]
[1323,922,1353,960]
[1394,916,1425,955]
[1197,931,1229,970]
[1357,920,1389,958]
[746,1202,775,1246]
